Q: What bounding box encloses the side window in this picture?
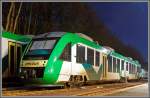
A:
[108,56,112,72]
[121,60,124,70]
[137,66,141,72]
[135,65,137,73]
[132,64,133,74]
[87,48,94,65]
[126,62,128,71]
[134,64,136,73]
[131,64,133,74]
[132,64,135,74]
[130,64,132,74]
[129,63,131,74]
[133,64,135,74]
[76,44,85,63]
[117,59,120,73]
[95,51,100,67]
[113,57,116,73]
[60,43,71,61]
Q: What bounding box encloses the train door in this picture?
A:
[8,41,22,77]
[102,54,107,79]
[16,43,22,75]
[8,42,16,77]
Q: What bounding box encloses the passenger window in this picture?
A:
[132,64,134,74]
[113,57,116,73]
[121,60,124,70]
[129,63,131,74]
[108,56,112,72]
[95,51,100,66]
[126,62,128,71]
[87,48,94,65]
[117,59,120,73]
[76,44,85,63]
[60,43,71,61]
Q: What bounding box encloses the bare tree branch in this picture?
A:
[27,5,32,34]
[5,2,14,31]
[9,3,15,32]
[13,2,22,33]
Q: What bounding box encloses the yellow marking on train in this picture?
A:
[22,60,48,67]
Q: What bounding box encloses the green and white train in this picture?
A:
[19,32,142,86]
[2,31,31,80]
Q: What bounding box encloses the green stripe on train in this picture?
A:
[2,31,31,42]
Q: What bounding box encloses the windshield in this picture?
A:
[30,40,56,50]
[23,39,58,60]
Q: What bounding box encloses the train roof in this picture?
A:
[76,33,94,42]
[31,32,141,67]
[109,49,140,67]
[33,32,66,39]
[2,31,32,42]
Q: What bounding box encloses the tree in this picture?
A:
[2,2,146,65]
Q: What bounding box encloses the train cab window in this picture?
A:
[117,59,120,73]
[30,40,56,50]
[108,56,112,72]
[121,60,124,70]
[95,51,100,67]
[76,44,85,63]
[60,43,71,61]
[126,62,128,71]
[87,48,94,65]
[113,57,116,73]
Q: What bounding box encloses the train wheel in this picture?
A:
[120,77,128,83]
[69,75,84,88]
[64,82,70,88]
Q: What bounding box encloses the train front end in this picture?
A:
[19,32,65,85]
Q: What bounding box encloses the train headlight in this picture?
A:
[21,76,25,79]
[19,68,22,73]
[24,70,27,73]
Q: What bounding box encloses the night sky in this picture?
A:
[88,2,148,62]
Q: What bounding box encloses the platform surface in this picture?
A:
[107,83,149,96]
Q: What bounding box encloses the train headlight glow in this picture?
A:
[24,70,27,73]
[54,57,57,62]
[50,69,53,73]
[19,68,22,73]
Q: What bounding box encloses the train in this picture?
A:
[2,31,31,80]
[18,32,143,87]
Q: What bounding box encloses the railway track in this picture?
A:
[2,81,146,96]
[72,82,145,96]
